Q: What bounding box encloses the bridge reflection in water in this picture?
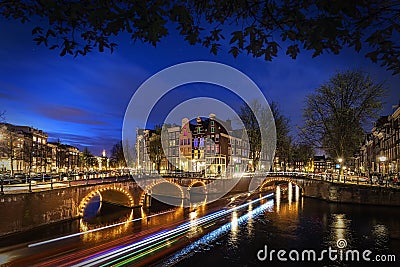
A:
[74,176,303,247]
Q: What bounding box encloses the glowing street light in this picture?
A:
[379,156,387,176]
[337,158,344,182]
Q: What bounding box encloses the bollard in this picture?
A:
[0,178,4,195]
[28,178,32,193]
[51,179,53,189]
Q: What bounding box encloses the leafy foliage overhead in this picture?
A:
[1,1,400,74]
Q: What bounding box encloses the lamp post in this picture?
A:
[337,158,343,182]
[379,156,387,177]
[342,166,347,183]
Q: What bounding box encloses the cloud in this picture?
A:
[36,105,108,126]
[47,131,119,156]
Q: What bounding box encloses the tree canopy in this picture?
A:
[1,1,400,74]
[111,141,127,168]
[301,70,386,161]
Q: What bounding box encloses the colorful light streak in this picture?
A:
[72,193,274,266]
[163,198,275,266]
[28,209,176,248]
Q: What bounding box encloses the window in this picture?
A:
[200,138,204,147]
[187,138,190,145]
[194,138,198,147]
[216,144,220,153]
[215,134,219,142]
[211,127,215,133]
[211,121,214,126]
[197,127,201,133]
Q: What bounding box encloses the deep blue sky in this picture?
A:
[0,18,399,156]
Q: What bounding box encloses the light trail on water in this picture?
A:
[72,193,274,267]
[28,209,176,248]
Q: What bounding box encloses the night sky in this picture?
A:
[1,18,399,156]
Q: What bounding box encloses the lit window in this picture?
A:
[211,121,214,126]
[216,144,220,153]
[197,127,201,133]
[194,138,198,147]
[211,127,215,133]
[187,138,190,145]
[200,138,204,147]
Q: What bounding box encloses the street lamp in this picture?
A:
[337,158,343,182]
[379,156,387,176]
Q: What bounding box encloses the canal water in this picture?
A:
[162,187,400,267]
[1,187,399,266]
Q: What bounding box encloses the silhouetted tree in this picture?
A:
[80,147,95,170]
[238,100,285,170]
[147,126,164,173]
[270,102,292,171]
[238,101,262,170]
[291,143,314,170]
[111,141,126,168]
[2,1,400,74]
[301,70,386,161]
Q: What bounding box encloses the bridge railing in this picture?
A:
[0,175,134,195]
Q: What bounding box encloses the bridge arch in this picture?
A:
[78,186,134,217]
[139,180,184,206]
[187,180,207,191]
[259,177,304,192]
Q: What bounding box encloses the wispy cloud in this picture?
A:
[35,105,109,126]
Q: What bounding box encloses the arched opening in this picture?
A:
[140,181,184,211]
[188,180,207,204]
[78,188,134,225]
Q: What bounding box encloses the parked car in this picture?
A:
[371,175,379,184]
[14,173,26,179]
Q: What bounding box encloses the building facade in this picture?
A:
[359,105,400,176]
[135,114,263,178]
[0,123,82,175]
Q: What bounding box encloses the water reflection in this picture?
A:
[373,224,389,249]
[275,185,281,212]
[247,203,254,237]
[229,211,239,245]
[171,194,400,267]
[164,197,275,266]
[80,210,134,243]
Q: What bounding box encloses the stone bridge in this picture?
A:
[1,173,400,236]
